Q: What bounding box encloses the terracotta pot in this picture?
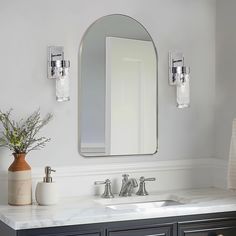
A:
[8,153,32,205]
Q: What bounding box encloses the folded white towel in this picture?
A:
[228,118,236,189]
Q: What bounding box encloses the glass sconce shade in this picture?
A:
[52,63,70,102]
[56,74,70,102]
[176,74,190,108]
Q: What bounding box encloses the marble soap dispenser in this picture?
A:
[35,166,58,206]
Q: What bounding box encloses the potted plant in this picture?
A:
[0,109,52,205]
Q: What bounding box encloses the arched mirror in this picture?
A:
[79,14,158,157]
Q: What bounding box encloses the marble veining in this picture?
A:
[1,188,236,230]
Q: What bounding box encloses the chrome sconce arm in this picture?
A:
[169,52,190,108]
[48,46,70,102]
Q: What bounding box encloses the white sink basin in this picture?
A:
[107,200,183,211]
[94,193,189,211]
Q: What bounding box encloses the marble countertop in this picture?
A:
[1,188,236,230]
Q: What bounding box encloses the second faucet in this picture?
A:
[119,174,138,197]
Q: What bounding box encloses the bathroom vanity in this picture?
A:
[1,188,236,236]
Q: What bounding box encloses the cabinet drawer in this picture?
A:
[178,219,236,236]
[108,224,174,236]
[43,234,100,236]
[64,234,100,236]
[62,234,101,236]
[180,227,236,236]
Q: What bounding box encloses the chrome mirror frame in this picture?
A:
[78,14,158,157]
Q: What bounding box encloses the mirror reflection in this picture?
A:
[79,14,158,157]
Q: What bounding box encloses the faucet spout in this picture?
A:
[119,178,138,197]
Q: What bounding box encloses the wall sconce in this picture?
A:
[169,52,190,108]
[48,46,70,102]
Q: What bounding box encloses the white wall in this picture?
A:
[215,0,236,160]
[0,0,216,197]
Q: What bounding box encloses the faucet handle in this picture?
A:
[94,179,114,198]
[141,177,156,182]
[136,176,156,196]
[94,181,106,185]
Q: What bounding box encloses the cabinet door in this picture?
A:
[178,219,236,236]
[108,224,174,236]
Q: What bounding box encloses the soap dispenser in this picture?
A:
[35,166,58,206]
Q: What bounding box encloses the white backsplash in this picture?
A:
[0,158,227,204]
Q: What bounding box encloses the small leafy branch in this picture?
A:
[0,109,53,154]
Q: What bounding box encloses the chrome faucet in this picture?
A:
[136,176,156,196]
[94,179,114,198]
[119,174,138,197]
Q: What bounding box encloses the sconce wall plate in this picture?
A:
[48,46,63,79]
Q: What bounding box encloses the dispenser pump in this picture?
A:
[43,166,56,183]
[35,166,58,205]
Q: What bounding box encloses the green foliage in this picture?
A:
[0,109,52,154]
